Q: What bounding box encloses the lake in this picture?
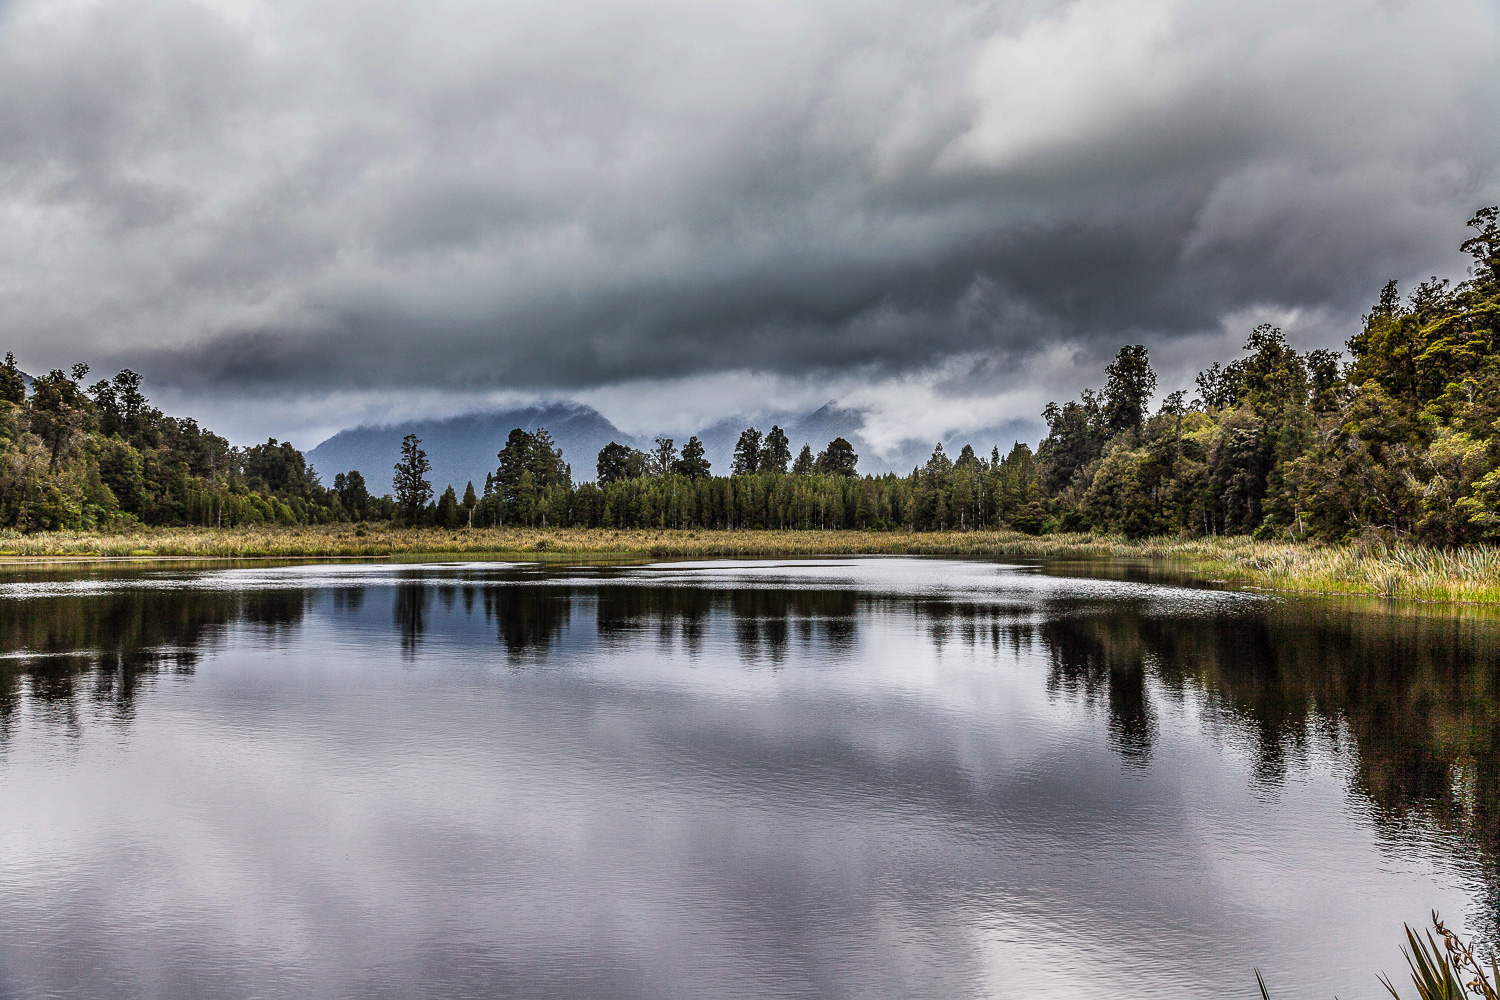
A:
[0,557,1496,999]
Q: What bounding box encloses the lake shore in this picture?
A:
[2,525,1500,603]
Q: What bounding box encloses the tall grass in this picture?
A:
[2,525,1500,603]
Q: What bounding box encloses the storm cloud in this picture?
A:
[1,0,1497,446]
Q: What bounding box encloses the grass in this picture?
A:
[2,525,1500,603]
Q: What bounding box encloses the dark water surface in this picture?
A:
[1,557,1497,999]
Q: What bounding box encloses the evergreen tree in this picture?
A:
[393,434,433,526]
[815,437,858,476]
[436,485,460,528]
[759,425,791,474]
[497,427,534,500]
[0,353,25,405]
[674,436,711,479]
[334,470,370,520]
[597,441,644,484]
[529,428,570,488]
[462,480,478,518]
[792,444,815,475]
[28,364,94,470]
[1103,344,1157,433]
[1037,389,1107,495]
[733,427,762,475]
[649,437,677,477]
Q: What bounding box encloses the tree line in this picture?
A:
[3,206,1495,540]
[0,359,358,530]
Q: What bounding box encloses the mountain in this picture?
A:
[307,403,639,495]
[307,398,1046,493]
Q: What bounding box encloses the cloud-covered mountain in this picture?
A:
[308,400,1043,493]
[308,403,638,495]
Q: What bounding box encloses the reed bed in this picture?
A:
[2,525,1500,603]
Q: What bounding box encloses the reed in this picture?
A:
[2,526,1500,603]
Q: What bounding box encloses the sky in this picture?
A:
[1,0,1498,454]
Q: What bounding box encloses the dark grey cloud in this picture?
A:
[0,0,1496,444]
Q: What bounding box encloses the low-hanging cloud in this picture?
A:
[0,0,1497,444]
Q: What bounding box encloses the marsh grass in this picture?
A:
[2,525,1500,603]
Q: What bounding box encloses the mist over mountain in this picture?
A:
[308,403,639,495]
[309,400,1043,494]
[690,404,1041,477]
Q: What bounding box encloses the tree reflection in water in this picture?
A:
[1,567,1498,934]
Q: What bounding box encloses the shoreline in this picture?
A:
[1,526,1499,603]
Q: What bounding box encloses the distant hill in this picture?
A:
[307,403,639,495]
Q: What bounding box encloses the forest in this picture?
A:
[2,206,1496,542]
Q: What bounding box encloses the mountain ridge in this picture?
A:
[308,401,1043,494]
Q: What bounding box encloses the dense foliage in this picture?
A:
[1042,207,1500,542]
[7,207,1497,540]
[0,361,350,529]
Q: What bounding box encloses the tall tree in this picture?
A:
[529,428,571,488]
[28,364,94,469]
[674,436,711,479]
[0,353,26,405]
[1103,344,1157,433]
[792,444,815,475]
[393,434,433,526]
[649,437,677,477]
[733,427,762,475]
[759,425,791,474]
[436,484,460,528]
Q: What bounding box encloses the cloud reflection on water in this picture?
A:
[0,558,1496,999]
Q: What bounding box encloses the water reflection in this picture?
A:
[1,559,1498,997]
[3,568,1495,858]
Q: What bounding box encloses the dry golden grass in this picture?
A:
[2,525,1499,603]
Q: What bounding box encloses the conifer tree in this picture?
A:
[436,484,460,528]
[1103,345,1157,433]
[759,425,791,474]
[0,353,26,405]
[733,427,762,475]
[393,434,433,526]
[674,436,711,479]
[814,437,858,477]
[649,437,677,477]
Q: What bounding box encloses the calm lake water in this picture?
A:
[1,557,1497,999]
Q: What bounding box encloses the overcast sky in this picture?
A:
[1,0,1497,451]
